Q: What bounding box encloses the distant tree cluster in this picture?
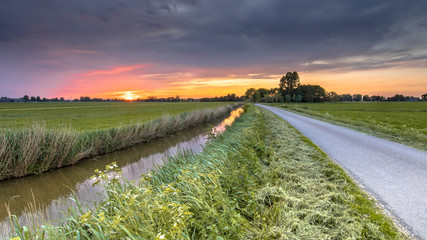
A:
[199,94,244,102]
[245,72,425,103]
[0,93,246,102]
[0,95,50,102]
[0,93,245,103]
[134,94,244,102]
[135,95,184,102]
[0,95,136,103]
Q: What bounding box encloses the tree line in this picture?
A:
[2,73,426,103]
[0,94,245,103]
[245,72,427,103]
[0,95,128,103]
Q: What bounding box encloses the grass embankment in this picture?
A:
[0,104,238,180]
[9,105,405,239]
[0,102,230,130]
[271,102,427,151]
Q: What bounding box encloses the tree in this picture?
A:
[312,85,327,102]
[252,91,261,102]
[299,84,326,102]
[353,94,362,102]
[275,92,283,103]
[257,88,269,99]
[390,94,405,101]
[22,95,29,101]
[327,92,339,102]
[299,85,315,102]
[371,95,385,101]
[80,96,91,102]
[363,95,370,101]
[268,88,279,97]
[421,93,427,101]
[279,72,300,99]
[244,88,256,100]
[339,94,353,102]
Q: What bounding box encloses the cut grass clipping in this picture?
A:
[0,104,238,180]
[271,102,427,151]
[9,105,406,239]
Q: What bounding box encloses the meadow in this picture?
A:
[0,102,230,130]
[9,105,406,239]
[271,102,427,151]
[0,102,237,180]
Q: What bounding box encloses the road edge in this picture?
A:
[257,104,416,239]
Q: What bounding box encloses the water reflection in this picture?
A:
[0,108,243,237]
[213,108,243,133]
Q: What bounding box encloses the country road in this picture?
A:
[257,104,427,239]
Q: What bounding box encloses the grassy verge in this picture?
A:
[0,104,238,180]
[269,102,427,151]
[9,105,406,239]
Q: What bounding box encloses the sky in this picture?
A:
[1,0,426,99]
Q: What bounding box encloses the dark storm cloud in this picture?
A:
[1,0,427,79]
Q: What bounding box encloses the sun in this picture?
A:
[121,91,139,101]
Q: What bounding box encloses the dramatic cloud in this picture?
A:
[1,0,426,97]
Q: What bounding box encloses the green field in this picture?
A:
[0,103,236,180]
[0,102,230,130]
[271,102,427,150]
[10,105,405,239]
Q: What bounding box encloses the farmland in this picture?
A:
[0,102,237,180]
[271,102,427,151]
[9,105,405,239]
[0,102,230,130]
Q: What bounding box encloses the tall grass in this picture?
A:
[8,105,405,239]
[0,104,239,180]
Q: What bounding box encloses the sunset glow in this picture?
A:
[120,91,140,101]
[51,65,426,100]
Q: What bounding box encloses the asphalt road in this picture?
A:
[257,104,427,239]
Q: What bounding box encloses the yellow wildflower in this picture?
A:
[80,211,91,223]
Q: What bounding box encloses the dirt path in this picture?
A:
[257,104,427,239]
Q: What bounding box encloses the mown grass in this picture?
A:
[0,104,238,180]
[270,102,427,151]
[0,102,230,131]
[8,105,406,239]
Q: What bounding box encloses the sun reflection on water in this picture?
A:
[213,107,244,133]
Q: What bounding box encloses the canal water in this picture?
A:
[0,108,243,237]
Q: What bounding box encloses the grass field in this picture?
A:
[9,105,405,239]
[0,102,230,130]
[271,102,427,151]
[0,103,237,180]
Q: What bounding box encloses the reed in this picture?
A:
[8,104,405,239]
[0,104,239,181]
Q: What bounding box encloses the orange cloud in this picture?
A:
[84,64,145,77]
